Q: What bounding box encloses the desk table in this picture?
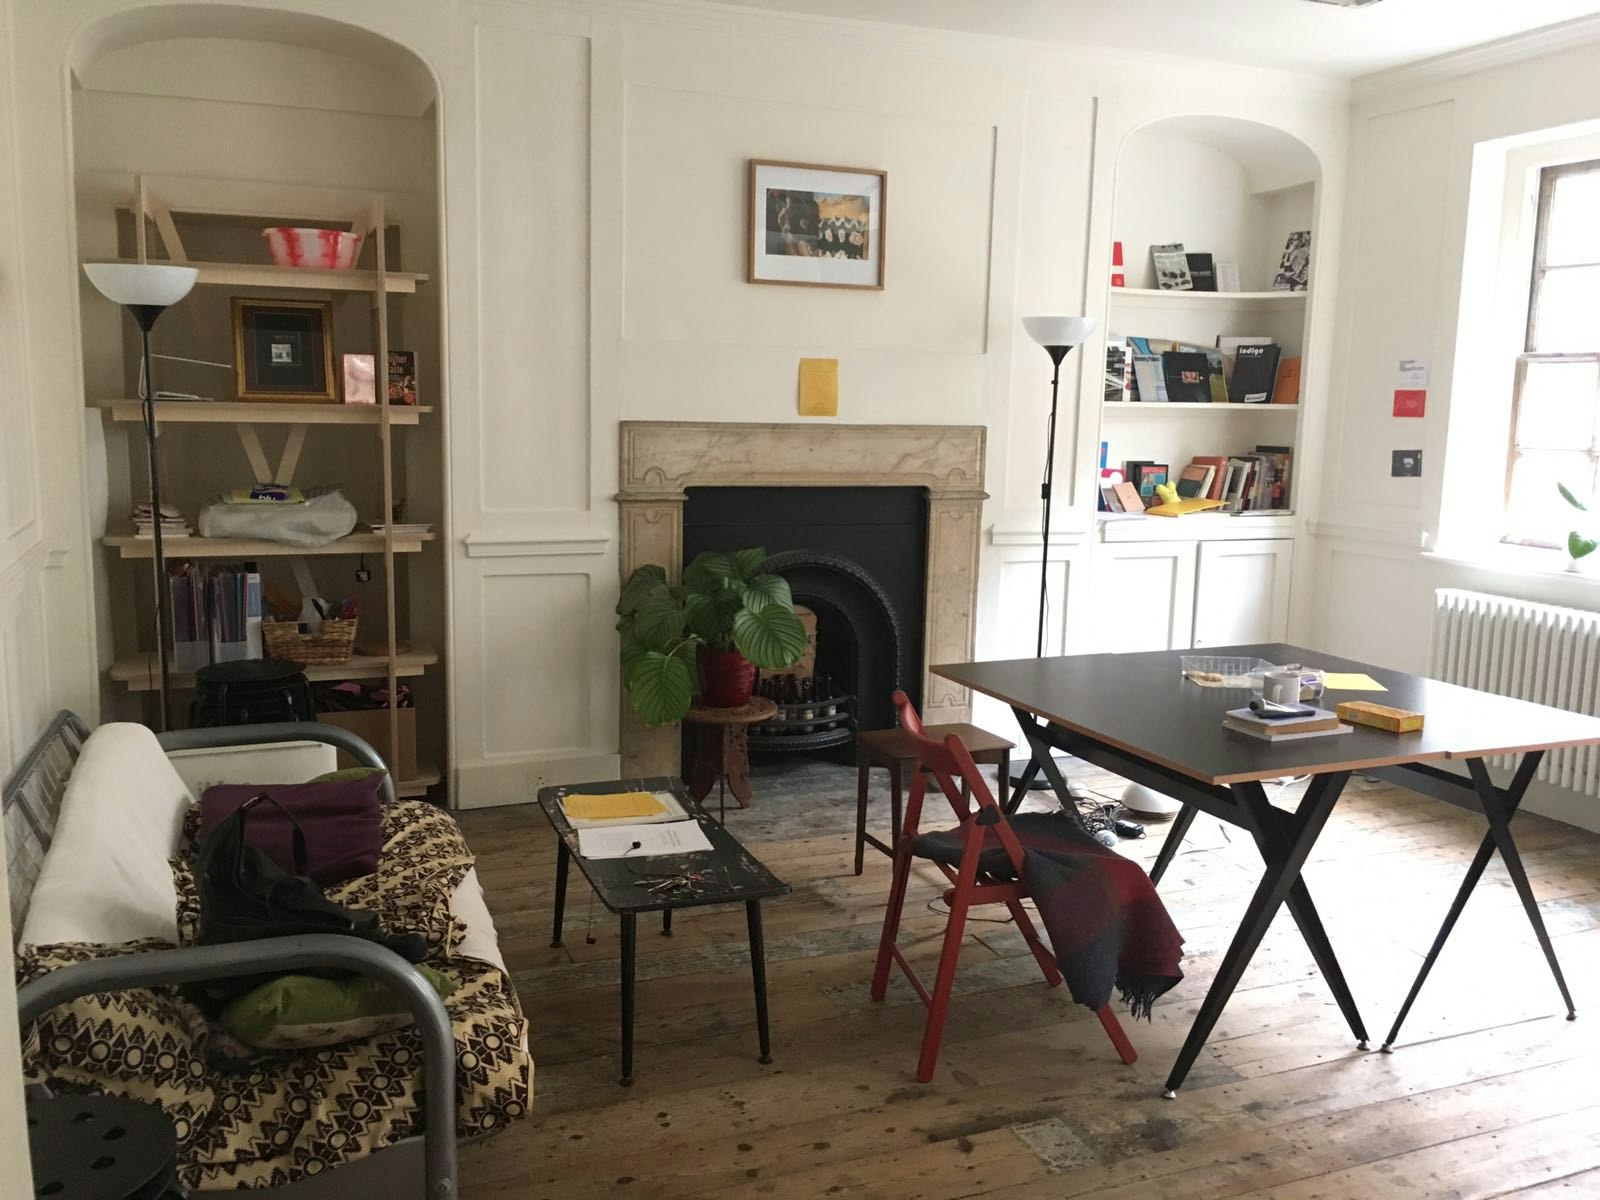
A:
[934,643,1600,1096]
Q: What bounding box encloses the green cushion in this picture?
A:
[308,766,388,784]
[219,965,456,1049]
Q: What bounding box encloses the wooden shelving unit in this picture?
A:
[94,178,445,801]
[94,400,432,426]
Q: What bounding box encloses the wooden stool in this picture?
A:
[854,723,1013,874]
[685,697,778,823]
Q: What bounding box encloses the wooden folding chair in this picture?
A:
[870,691,1138,1082]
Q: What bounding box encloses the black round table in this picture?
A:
[27,1093,182,1199]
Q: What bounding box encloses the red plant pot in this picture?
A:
[698,648,756,708]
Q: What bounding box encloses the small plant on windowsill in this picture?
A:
[1558,483,1598,573]
[616,547,808,724]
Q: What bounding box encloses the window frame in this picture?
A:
[1504,157,1600,549]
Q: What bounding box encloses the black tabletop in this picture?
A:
[537,777,790,914]
[934,643,1600,786]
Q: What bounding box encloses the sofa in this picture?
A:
[6,712,532,1198]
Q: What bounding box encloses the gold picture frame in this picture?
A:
[231,298,337,403]
[747,159,887,290]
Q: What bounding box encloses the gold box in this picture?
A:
[1336,700,1424,733]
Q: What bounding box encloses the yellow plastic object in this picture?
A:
[1146,497,1225,517]
[561,791,670,820]
[1153,481,1180,506]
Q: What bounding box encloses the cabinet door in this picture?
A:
[1091,542,1197,653]
[1193,539,1294,648]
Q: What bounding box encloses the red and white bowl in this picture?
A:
[262,227,363,270]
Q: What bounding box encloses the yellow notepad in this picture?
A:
[562,791,670,821]
[1324,672,1387,692]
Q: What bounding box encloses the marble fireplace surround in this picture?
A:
[617,421,987,775]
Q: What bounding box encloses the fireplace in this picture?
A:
[684,486,928,758]
[617,421,986,776]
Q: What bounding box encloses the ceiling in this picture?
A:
[723,0,1600,77]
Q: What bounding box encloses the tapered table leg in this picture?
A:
[1149,803,1198,886]
[747,900,773,1064]
[619,912,637,1086]
[550,839,570,948]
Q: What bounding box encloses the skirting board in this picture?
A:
[454,751,623,809]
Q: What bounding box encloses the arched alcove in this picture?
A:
[70,4,450,797]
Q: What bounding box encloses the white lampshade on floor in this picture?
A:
[1022,315,1097,350]
[83,262,198,308]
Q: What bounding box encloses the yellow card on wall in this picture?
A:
[798,358,839,417]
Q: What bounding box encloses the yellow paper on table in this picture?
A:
[1324,672,1387,692]
[798,358,839,417]
[562,791,670,821]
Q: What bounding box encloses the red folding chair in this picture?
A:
[870,691,1138,1082]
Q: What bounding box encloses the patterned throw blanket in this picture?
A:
[18,801,533,1191]
[912,810,1184,1017]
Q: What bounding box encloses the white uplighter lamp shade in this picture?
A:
[82,262,199,308]
[1022,315,1097,350]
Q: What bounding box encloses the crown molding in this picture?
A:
[1352,14,1600,105]
[500,0,1348,100]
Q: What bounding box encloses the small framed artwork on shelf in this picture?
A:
[342,353,377,404]
[748,159,886,289]
[232,298,336,403]
[387,350,418,405]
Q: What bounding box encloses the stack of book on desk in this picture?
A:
[1222,707,1351,742]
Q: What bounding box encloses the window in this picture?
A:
[1505,159,1600,546]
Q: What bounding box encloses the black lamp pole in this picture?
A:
[130,303,173,731]
[1035,344,1070,659]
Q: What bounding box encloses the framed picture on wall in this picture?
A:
[747,159,886,289]
[231,298,336,402]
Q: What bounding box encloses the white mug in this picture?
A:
[1262,670,1302,706]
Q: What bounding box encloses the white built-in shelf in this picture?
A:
[1103,402,1299,414]
[397,763,442,798]
[88,259,429,295]
[94,400,432,426]
[1110,287,1308,304]
[109,643,439,692]
[104,531,435,559]
[1097,510,1296,542]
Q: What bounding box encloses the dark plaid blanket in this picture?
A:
[911,810,1183,1016]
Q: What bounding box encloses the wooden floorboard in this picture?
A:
[456,759,1600,1199]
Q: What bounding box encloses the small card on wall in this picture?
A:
[798,357,838,417]
[1393,388,1427,417]
[1397,358,1429,388]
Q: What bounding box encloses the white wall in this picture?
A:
[1309,35,1600,827]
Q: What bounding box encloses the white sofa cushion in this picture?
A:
[18,723,194,948]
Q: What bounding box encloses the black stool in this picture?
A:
[27,1093,183,1198]
[190,659,314,727]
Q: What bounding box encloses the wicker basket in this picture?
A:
[262,618,358,665]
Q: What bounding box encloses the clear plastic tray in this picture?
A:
[1180,655,1275,688]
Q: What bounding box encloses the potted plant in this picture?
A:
[616,547,808,724]
[1559,483,1597,573]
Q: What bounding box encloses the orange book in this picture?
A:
[1272,357,1302,404]
[1190,455,1230,501]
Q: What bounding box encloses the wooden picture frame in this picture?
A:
[747,159,887,290]
[231,298,336,403]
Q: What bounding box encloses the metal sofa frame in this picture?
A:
[6,712,457,1199]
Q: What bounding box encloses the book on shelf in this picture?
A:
[1185,252,1217,292]
[167,561,263,670]
[1150,243,1192,290]
[1130,462,1169,501]
[1254,445,1293,510]
[1216,335,1272,385]
[1223,706,1350,741]
[1176,463,1215,500]
[1272,356,1302,405]
[1228,343,1281,404]
[1104,338,1131,403]
[1274,231,1311,291]
[1113,481,1145,513]
[1216,262,1241,293]
[1162,351,1213,405]
[1130,351,1166,403]
[1098,467,1125,512]
[1190,455,1231,501]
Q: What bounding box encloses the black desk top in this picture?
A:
[537,777,790,914]
[934,643,1600,786]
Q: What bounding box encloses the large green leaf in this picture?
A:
[1570,531,1598,561]
[683,550,739,592]
[617,564,669,615]
[731,602,809,669]
[729,547,768,580]
[685,587,743,642]
[632,598,686,649]
[624,651,696,725]
[1560,482,1589,512]
[741,573,792,611]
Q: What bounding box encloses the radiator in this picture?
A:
[1432,588,1600,795]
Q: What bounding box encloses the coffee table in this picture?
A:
[539,776,791,1085]
[934,642,1600,1097]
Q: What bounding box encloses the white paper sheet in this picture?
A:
[576,820,714,860]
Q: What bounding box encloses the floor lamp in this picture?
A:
[83,262,200,732]
[1011,314,1096,791]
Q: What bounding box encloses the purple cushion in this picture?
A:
[199,775,385,885]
